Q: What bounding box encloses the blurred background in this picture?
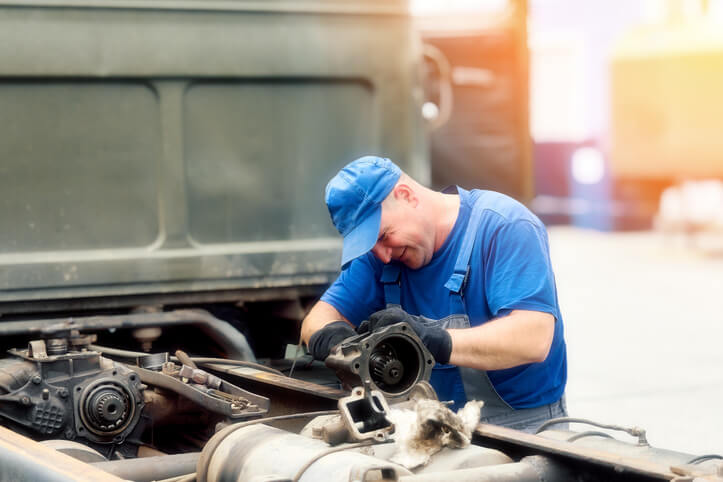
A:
[1,0,720,464]
[414,0,723,455]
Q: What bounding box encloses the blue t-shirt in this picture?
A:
[321,188,567,409]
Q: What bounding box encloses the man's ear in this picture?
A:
[393,184,419,207]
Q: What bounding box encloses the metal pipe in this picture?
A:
[0,425,124,482]
[175,349,198,369]
[535,417,648,445]
[0,309,255,361]
[399,455,577,482]
[88,344,284,376]
[91,452,200,482]
[399,462,541,482]
[196,410,341,482]
[201,423,412,482]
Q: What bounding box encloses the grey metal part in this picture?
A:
[395,455,573,482]
[127,364,269,419]
[0,358,36,394]
[91,452,200,482]
[325,323,435,401]
[475,423,715,481]
[0,425,125,482]
[364,443,513,474]
[0,0,427,308]
[538,428,712,470]
[399,461,541,482]
[40,439,107,463]
[0,309,256,361]
[203,423,413,482]
[0,348,145,445]
[72,365,145,443]
[337,387,394,443]
[0,285,325,316]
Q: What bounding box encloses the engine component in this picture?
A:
[0,425,126,482]
[199,423,412,482]
[128,364,269,419]
[0,310,256,362]
[310,386,394,446]
[40,439,107,463]
[45,338,68,356]
[325,323,435,401]
[80,380,135,436]
[178,364,223,390]
[0,334,273,461]
[90,452,200,481]
[338,386,394,443]
[0,358,36,394]
[137,352,169,371]
[0,339,145,448]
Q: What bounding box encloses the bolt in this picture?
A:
[20,396,31,406]
[58,388,68,399]
[42,389,50,400]
[32,375,42,385]
[64,429,75,440]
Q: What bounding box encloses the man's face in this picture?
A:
[370,198,435,269]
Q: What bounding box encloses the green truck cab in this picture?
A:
[0,0,531,358]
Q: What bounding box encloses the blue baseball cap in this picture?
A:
[325,156,401,269]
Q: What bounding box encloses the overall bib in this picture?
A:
[380,191,513,419]
[380,189,567,430]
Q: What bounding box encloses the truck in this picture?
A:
[1,1,721,480]
[610,7,723,229]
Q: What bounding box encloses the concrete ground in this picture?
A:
[547,226,723,456]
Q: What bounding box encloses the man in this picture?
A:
[301,156,567,432]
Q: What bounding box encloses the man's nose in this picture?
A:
[371,244,392,264]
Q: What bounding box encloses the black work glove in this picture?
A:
[361,306,453,365]
[307,321,357,361]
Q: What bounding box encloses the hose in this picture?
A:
[565,431,615,442]
[686,454,723,465]
[175,350,197,369]
[154,474,197,482]
[535,417,648,445]
[0,310,256,361]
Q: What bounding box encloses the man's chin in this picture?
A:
[402,256,424,270]
[398,248,430,270]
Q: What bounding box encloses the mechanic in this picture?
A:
[301,156,567,432]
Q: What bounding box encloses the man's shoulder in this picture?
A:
[467,189,543,228]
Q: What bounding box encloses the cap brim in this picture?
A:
[340,207,381,270]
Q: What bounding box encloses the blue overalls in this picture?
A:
[379,191,515,418]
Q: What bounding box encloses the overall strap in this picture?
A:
[380,262,402,307]
[444,189,486,308]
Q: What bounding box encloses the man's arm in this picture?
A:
[300,300,353,345]
[448,309,555,370]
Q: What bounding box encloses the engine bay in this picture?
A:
[0,311,721,482]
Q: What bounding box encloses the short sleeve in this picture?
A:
[320,253,386,326]
[483,220,559,319]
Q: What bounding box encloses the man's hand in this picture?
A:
[307,320,357,361]
[361,307,452,364]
